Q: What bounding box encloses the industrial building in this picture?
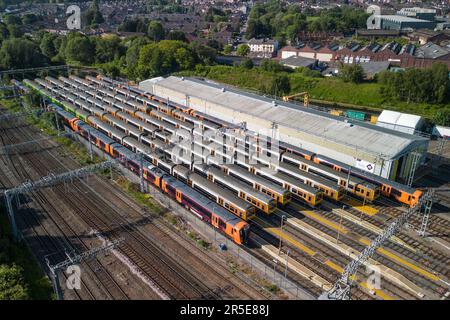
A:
[139,76,429,181]
[375,15,437,31]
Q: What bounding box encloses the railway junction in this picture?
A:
[0,72,449,300]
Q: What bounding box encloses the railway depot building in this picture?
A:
[139,76,428,181]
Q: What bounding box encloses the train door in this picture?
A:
[175,190,182,203]
[161,179,168,193]
[211,214,219,228]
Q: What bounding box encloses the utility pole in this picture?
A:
[419,189,433,237]
[87,129,93,161]
[278,215,286,254]
[407,151,421,187]
[139,152,145,193]
[46,238,123,300]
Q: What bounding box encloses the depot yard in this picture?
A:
[0,73,449,300]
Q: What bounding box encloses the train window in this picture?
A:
[366,191,370,197]
[308,196,311,201]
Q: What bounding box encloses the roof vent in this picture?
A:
[181,77,185,81]
[272,100,277,106]
[221,87,226,92]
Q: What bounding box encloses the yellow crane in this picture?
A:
[282,91,309,107]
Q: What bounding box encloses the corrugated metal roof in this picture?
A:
[148,76,427,160]
[377,110,423,129]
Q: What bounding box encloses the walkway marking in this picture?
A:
[254,216,396,300]
[266,227,317,257]
[360,238,441,282]
[325,260,395,300]
[343,197,379,216]
[290,203,348,234]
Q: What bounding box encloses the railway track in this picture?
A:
[277,202,449,299]
[94,176,270,299]
[249,214,382,300]
[318,200,450,279]
[0,109,256,300]
[0,115,131,299]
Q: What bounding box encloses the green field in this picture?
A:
[177,65,450,120]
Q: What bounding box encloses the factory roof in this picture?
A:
[377,15,433,23]
[149,76,428,160]
[280,56,317,68]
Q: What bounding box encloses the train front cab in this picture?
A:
[382,184,422,207]
[211,214,249,245]
[230,221,250,245]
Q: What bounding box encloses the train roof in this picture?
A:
[168,178,244,226]
[123,136,153,155]
[118,111,148,127]
[223,164,289,195]
[187,171,252,211]
[89,116,127,140]
[283,152,377,188]
[105,115,142,136]
[206,166,274,204]
[276,162,340,191]
[52,105,77,121]
[315,153,417,193]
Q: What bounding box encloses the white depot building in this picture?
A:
[139,76,429,181]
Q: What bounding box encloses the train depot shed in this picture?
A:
[139,76,429,181]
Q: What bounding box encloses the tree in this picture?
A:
[190,42,216,65]
[236,44,249,57]
[84,0,104,27]
[432,110,450,127]
[430,63,449,104]
[270,74,290,96]
[39,32,58,59]
[340,64,364,83]
[0,264,29,300]
[0,22,9,41]
[65,33,95,65]
[378,63,449,104]
[166,30,187,42]
[260,59,284,72]
[0,38,48,69]
[147,21,165,42]
[6,24,22,38]
[240,58,254,69]
[95,36,124,64]
[175,47,195,70]
[206,39,223,52]
[260,74,291,96]
[4,15,22,26]
[223,44,232,55]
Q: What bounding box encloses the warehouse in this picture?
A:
[375,15,437,31]
[139,76,429,181]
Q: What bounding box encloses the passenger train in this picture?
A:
[46,103,251,245]
[25,75,423,207]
